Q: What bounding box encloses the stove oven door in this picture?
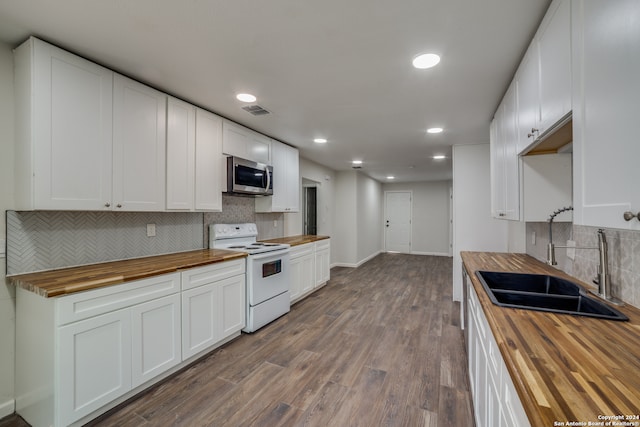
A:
[246,250,291,306]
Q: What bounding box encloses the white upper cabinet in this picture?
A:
[255,140,300,212]
[14,37,169,212]
[517,0,572,154]
[537,0,572,132]
[166,97,196,210]
[572,0,640,230]
[166,98,222,211]
[194,109,223,211]
[14,37,114,210]
[113,74,167,211]
[515,44,540,154]
[222,120,271,164]
[491,83,520,221]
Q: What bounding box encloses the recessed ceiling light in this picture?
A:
[236,93,257,103]
[412,53,441,69]
[387,175,395,180]
[427,127,443,134]
[314,138,327,144]
[352,160,363,165]
[433,155,446,160]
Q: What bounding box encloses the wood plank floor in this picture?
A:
[4,253,475,427]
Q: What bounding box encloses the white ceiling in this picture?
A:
[0,0,551,182]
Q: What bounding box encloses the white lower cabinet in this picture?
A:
[16,259,246,427]
[131,294,182,388]
[289,239,331,304]
[58,309,133,427]
[181,260,246,359]
[467,278,530,427]
[315,239,331,287]
[290,243,315,302]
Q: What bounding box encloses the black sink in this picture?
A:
[475,271,628,321]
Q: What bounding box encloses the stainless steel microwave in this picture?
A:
[226,156,274,196]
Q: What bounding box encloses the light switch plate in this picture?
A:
[566,240,576,260]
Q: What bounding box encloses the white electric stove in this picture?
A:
[210,223,291,332]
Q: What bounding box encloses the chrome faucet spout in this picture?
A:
[546,206,573,265]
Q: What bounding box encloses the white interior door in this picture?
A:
[385,191,412,253]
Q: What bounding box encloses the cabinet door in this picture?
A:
[58,310,132,426]
[300,254,315,295]
[166,97,196,210]
[219,274,246,336]
[29,38,113,210]
[259,141,300,212]
[195,109,223,211]
[516,44,541,153]
[222,120,270,164]
[222,121,250,159]
[247,132,271,164]
[182,282,220,360]
[113,74,167,211]
[490,118,505,218]
[131,294,181,388]
[315,248,330,287]
[572,0,640,229]
[289,256,303,301]
[501,84,520,221]
[538,0,571,132]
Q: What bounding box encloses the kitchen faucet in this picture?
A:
[546,210,622,305]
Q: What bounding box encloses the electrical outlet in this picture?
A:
[273,220,278,228]
[146,223,156,237]
[566,240,576,260]
[531,231,536,246]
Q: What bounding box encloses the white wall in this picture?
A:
[334,171,358,265]
[452,144,508,302]
[285,157,337,264]
[0,40,16,418]
[383,180,452,256]
[357,172,383,264]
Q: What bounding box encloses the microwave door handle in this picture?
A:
[265,168,271,191]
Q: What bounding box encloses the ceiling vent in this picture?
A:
[242,105,270,116]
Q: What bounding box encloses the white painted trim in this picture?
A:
[332,250,382,269]
[0,399,15,419]
[410,251,451,257]
[0,238,5,258]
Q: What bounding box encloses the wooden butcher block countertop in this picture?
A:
[461,252,640,426]
[10,249,247,298]
[260,234,330,247]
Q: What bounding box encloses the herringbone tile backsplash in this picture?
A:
[7,211,204,275]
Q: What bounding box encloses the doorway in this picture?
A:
[303,179,318,235]
[384,191,412,253]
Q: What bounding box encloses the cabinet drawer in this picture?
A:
[314,239,330,251]
[56,272,180,326]
[290,243,314,259]
[181,259,245,291]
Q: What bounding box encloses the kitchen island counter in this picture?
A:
[10,249,247,297]
[462,251,640,426]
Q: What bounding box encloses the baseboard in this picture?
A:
[331,251,382,269]
[410,251,451,257]
[0,399,15,419]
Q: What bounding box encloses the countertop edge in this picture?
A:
[10,250,248,298]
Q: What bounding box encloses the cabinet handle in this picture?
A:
[623,211,640,221]
[527,128,539,138]
[104,202,111,208]
[116,203,122,208]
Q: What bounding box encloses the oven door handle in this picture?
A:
[249,249,289,261]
